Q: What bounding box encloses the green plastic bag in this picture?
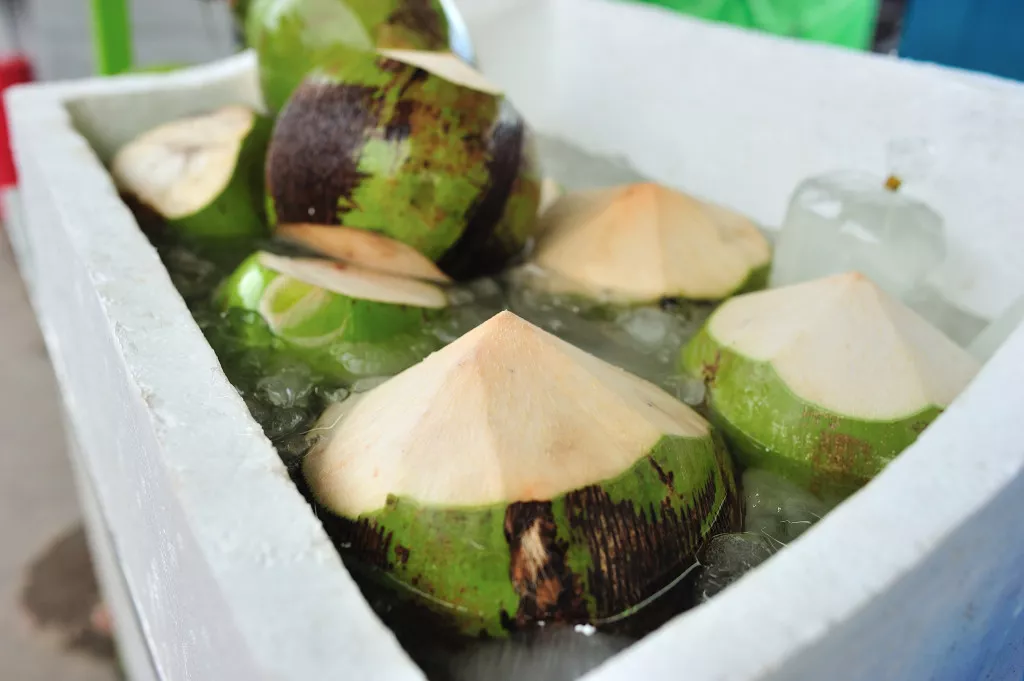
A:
[631,0,880,50]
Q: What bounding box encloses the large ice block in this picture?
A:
[769,170,946,303]
[969,294,1024,362]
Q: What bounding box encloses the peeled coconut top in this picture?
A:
[258,251,448,308]
[705,272,981,420]
[304,311,710,516]
[111,105,257,219]
[376,48,502,95]
[532,183,771,302]
[276,223,452,283]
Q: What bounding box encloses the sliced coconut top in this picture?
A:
[258,251,447,309]
[112,105,256,220]
[707,272,981,420]
[376,48,502,96]
[304,311,711,516]
[532,183,771,302]
[276,223,452,283]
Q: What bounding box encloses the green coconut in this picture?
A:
[111,105,272,246]
[246,0,469,113]
[529,182,772,306]
[265,48,543,281]
[218,250,448,350]
[681,272,982,502]
[303,311,742,637]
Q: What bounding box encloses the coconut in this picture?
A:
[530,183,771,305]
[111,105,272,245]
[218,251,447,348]
[265,48,543,281]
[303,311,742,636]
[246,0,471,113]
[681,272,981,502]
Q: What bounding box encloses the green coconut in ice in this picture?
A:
[681,272,981,502]
[246,0,470,113]
[265,48,543,280]
[111,105,272,251]
[218,251,448,376]
[527,182,772,310]
[303,311,742,637]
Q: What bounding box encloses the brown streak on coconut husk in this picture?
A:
[504,502,588,630]
[436,99,527,279]
[648,456,676,491]
[384,99,417,142]
[320,512,395,571]
[700,350,722,387]
[565,470,728,623]
[385,0,449,48]
[810,431,873,495]
[267,82,380,226]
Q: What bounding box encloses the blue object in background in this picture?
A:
[899,0,1024,82]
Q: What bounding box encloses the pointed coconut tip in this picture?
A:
[304,309,710,517]
[705,271,982,420]
[376,48,503,96]
[533,182,771,303]
[112,105,258,219]
[257,251,448,309]
[276,223,452,283]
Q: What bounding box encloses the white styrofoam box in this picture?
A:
[5,0,1024,679]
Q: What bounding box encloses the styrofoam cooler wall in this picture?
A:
[6,0,1024,679]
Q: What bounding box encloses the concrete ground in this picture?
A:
[0,230,119,680]
[0,2,235,679]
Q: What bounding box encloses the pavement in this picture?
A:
[0,229,119,680]
[0,2,235,679]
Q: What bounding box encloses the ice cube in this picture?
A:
[243,396,271,426]
[534,134,648,191]
[903,282,989,348]
[505,265,710,390]
[162,246,220,302]
[314,384,351,405]
[257,366,314,408]
[770,171,946,303]
[276,433,312,472]
[969,294,1024,362]
[429,277,509,344]
[263,407,308,440]
[661,374,707,406]
[351,376,390,393]
[328,335,438,377]
[743,468,828,545]
[616,307,671,348]
[694,533,776,604]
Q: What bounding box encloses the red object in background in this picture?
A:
[0,54,34,194]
